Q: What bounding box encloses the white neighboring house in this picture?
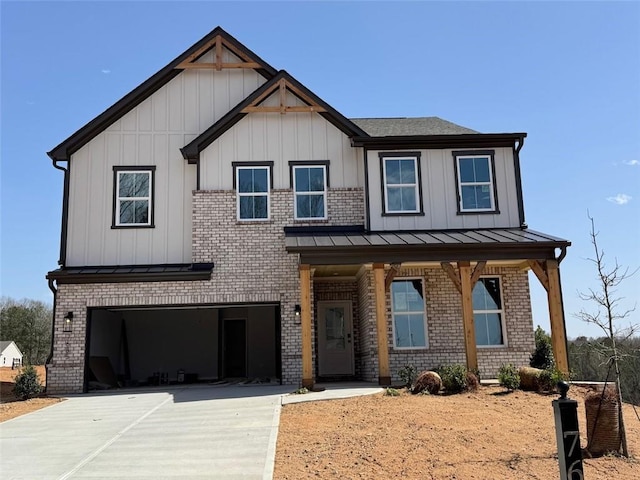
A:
[0,341,23,368]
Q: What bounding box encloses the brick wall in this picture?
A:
[49,187,363,393]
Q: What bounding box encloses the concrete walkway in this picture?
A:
[0,383,382,479]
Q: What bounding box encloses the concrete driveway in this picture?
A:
[1,383,383,479]
[0,384,293,480]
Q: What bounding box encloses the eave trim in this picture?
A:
[47,27,277,162]
[180,70,370,162]
[350,133,527,149]
[46,263,214,284]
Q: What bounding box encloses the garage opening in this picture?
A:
[85,304,280,391]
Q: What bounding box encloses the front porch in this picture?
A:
[287,227,571,388]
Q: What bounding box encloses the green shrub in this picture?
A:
[438,364,469,394]
[398,364,417,389]
[538,367,569,392]
[498,364,521,391]
[530,326,555,370]
[385,387,400,396]
[13,365,44,400]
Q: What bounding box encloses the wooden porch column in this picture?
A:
[299,264,314,389]
[458,261,478,373]
[373,263,391,386]
[546,260,569,374]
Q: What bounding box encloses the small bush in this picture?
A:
[292,387,309,394]
[398,364,417,389]
[530,326,555,370]
[538,367,569,392]
[385,387,400,396]
[498,364,521,391]
[438,364,469,394]
[13,365,44,400]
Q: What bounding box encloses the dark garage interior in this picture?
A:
[85,304,279,390]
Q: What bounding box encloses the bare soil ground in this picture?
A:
[0,366,62,422]
[275,385,640,479]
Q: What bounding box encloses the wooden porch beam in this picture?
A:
[440,262,462,294]
[373,263,391,386]
[528,260,549,292]
[546,260,569,374]
[384,263,401,291]
[469,261,487,289]
[458,261,478,373]
[299,264,314,389]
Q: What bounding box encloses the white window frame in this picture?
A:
[115,169,153,227]
[236,166,271,221]
[456,154,496,212]
[473,276,507,348]
[293,164,328,220]
[391,278,428,349]
[382,156,420,214]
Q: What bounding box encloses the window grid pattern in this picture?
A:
[383,157,419,213]
[293,165,327,220]
[457,155,495,211]
[236,167,270,220]
[116,171,151,226]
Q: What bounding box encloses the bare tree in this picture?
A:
[574,214,638,457]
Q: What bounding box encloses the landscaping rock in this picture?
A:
[412,371,442,395]
[518,366,543,391]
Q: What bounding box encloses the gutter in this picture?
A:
[45,278,57,393]
[52,160,69,266]
[513,134,527,227]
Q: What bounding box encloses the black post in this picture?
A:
[552,381,584,480]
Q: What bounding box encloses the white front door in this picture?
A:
[318,301,354,376]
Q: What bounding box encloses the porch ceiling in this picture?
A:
[285,228,570,265]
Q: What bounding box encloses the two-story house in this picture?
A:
[46,27,570,394]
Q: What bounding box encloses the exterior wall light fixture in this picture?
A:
[294,304,301,320]
[63,312,73,332]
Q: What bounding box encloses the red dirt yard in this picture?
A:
[275,385,639,479]
[0,366,61,422]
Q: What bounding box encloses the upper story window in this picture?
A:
[453,151,498,213]
[473,277,505,347]
[233,162,273,221]
[290,161,329,220]
[380,152,423,215]
[391,279,427,349]
[112,166,155,228]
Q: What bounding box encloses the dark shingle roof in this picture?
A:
[350,117,478,137]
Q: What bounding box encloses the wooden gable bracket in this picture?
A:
[440,261,487,294]
[527,260,550,292]
[384,263,402,292]
[241,78,328,114]
[176,35,262,70]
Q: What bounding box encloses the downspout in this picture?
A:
[45,278,57,393]
[513,135,527,228]
[52,160,69,266]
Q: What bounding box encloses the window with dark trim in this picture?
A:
[391,279,428,348]
[233,162,273,221]
[453,150,499,213]
[379,152,423,215]
[289,160,329,220]
[112,166,155,228]
[472,277,505,347]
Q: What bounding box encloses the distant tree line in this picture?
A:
[0,297,52,365]
[569,336,640,406]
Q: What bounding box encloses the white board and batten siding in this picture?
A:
[367,147,521,231]
[66,50,267,267]
[200,91,364,190]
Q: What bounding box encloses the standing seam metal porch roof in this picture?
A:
[285,228,570,265]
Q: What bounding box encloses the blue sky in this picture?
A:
[1,1,638,339]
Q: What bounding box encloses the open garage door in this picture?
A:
[85,304,280,391]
